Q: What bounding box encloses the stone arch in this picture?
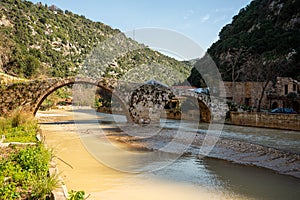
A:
[171,89,212,122]
[32,77,131,122]
[0,77,218,123]
[128,82,175,124]
[176,95,211,122]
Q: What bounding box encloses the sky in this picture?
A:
[29,0,252,59]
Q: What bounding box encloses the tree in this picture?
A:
[244,51,290,111]
[220,48,247,102]
[24,55,40,78]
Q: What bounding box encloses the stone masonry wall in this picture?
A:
[230,112,300,131]
[0,77,228,124]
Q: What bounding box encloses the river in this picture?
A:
[37,109,300,200]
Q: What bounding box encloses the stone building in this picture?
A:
[218,77,300,113]
[219,81,273,110]
[268,77,300,113]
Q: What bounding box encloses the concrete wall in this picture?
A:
[230,112,300,131]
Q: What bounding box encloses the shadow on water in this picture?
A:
[202,157,300,200]
[39,121,76,125]
[40,121,122,133]
[40,119,116,125]
[147,155,300,200]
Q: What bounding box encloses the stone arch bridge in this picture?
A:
[0,77,227,123]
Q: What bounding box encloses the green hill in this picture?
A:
[0,0,191,85]
[188,0,300,87]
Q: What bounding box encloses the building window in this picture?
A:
[226,97,233,101]
[293,84,297,92]
[245,98,251,106]
[284,85,288,95]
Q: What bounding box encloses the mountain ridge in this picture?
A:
[0,0,191,85]
[188,0,300,87]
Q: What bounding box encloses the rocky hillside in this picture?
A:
[188,0,300,87]
[0,0,191,85]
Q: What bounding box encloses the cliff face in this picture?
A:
[0,0,191,84]
[188,0,300,87]
[0,0,117,78]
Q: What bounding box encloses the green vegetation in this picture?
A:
[0,145,59,199]
[67,190,86,200]
[0,0,191,83]
[113,48,191,83]
[0,111,38,143]
[0,0,192,112]
[0,0,118,78]
[0,111,60,199]
[188,0,300,86]
[40,86,72,110]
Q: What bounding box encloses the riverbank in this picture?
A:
[0,111,58,199]
[38,109,300,180]
[38,109,253,200]
[36,109,300,199]
[38,110,125,199]
[109,124,300,179]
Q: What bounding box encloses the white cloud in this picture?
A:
[200,14,210,23]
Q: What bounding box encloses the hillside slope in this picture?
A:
[0,0,191,85]
[188,0,300,87]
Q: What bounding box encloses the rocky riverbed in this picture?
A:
[37,109,300,179]
[103,124,300,179]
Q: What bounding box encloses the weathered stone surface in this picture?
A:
[230,112,300,131]
[0,77,228,123]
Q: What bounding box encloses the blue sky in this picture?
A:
[29,0,251,54]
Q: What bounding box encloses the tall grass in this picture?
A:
[0,110,38,143]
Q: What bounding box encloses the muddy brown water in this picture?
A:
[37,109,300,200]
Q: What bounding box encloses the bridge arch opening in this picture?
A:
[197,100,211,122]
[126,82,212,124]
[163,95,211,123]
[33,79,131,122]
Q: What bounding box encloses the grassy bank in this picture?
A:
[0,111,38,143]
[0,111,60,199]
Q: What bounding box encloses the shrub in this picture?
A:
[12,145,50,174]
[0,145,59,200]
[67,190,86,200]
